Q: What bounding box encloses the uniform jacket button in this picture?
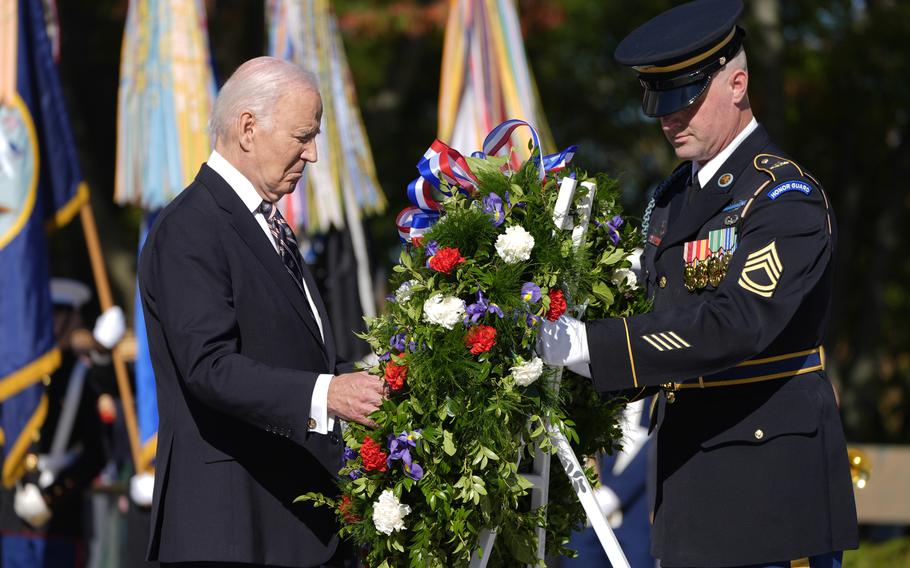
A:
[754,429,764,440]
[658,276,668,288]
[307,418,317,430]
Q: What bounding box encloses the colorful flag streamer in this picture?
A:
[115,0,215,471]
[0,0,88,488]
[268,0,387,321]
[438,0,555,162]
[114,0,215,210]
[267,0,387,234]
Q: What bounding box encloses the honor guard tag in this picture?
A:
[767,180,813,200]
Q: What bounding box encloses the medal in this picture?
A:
[695,260,709,289]
[684,263,697,291]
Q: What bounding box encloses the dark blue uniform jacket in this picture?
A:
[586,125,858,567]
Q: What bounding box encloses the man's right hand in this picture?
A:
[327,371,385,427]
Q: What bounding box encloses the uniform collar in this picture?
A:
[207,150,264,213]
[693,117,759,188]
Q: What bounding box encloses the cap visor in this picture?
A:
[641,79,711,117]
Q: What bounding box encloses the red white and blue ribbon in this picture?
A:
[397,119,577,244]
[481,119,545,182]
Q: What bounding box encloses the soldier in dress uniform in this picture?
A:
[0,278,125,567]
[538,1,859,567]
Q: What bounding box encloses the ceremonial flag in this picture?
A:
[268,0,387,343]
[115,0,215,471]
[0,0,88,487]
[438,0,554,161]
[267,0,386,235]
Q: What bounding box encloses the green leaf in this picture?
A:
[592,281,615,307]
[600,247,626,266]
[443,430,456,456]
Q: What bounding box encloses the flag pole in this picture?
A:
[79,197,142,472]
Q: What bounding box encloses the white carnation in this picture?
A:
[511,357,544,387]
[611,268,638,290]
[422,294,465,330]
[372,489,411,536]
[395,280,417,303]
[495,226,535,264]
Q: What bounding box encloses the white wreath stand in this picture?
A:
[470,177,630,568]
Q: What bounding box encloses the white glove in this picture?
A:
[14,483,52,528]
[536,315,590,368]
[593,486,623,529]
[567,362,592,379]
[130,472,155,507]
[93,306,126,349]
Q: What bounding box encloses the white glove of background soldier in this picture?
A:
[93,305,126,349]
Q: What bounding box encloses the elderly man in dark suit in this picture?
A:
[138,56,385,567]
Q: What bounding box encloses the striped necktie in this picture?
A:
[258,200,307,293]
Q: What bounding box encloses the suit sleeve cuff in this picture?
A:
[309,374,335,434]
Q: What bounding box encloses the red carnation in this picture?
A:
[428,247,465,274]
[360,436,388,472]
[465,324,497,355]
[383,358,407,391]
[338,494,360,524]
[546,289,567,321]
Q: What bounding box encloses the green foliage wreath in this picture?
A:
[300,152,648,567]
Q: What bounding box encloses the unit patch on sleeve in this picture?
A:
[738,240,783,298]
[767,180,813,200]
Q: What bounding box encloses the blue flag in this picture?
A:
[135,213,159,473]
[0,0,88,488]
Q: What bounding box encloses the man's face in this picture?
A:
[250,88,322,202]
[658,70,738,165]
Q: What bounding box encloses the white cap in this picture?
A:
[49,278,92,309]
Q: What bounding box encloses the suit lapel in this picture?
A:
[197,165,327,353]
[656,125,771,259]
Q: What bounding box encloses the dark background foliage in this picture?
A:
[50,0,910,444]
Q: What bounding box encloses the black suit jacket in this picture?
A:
[586,126,858,566]
[139,164,350,567]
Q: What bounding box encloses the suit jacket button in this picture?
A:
[658,276,667,288]
[329,433,339,445]
[754,429,764,440]
[308,418,317,430]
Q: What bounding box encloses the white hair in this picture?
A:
[727,47,748,74]
[209,56,319,144]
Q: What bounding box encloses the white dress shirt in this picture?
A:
[207,150,336,434]
[692,117,759,187]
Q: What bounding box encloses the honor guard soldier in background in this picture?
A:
[0,278,125,567]
[538,1,859,567]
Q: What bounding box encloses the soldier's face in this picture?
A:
[659,68,742,165]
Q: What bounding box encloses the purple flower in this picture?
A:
[387,431,424,479]
[606,215,624,245]
[402,452,424,481]
[387,430,419,461]
[390,333,407,352]
[526,314,542,327]
[464,290,505,324]
[424,240,439,258]
[521,282,541,303]
[482,193,506,227]
[348,468,362,480]
[379,351,391,361]
[343,447,359,462]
